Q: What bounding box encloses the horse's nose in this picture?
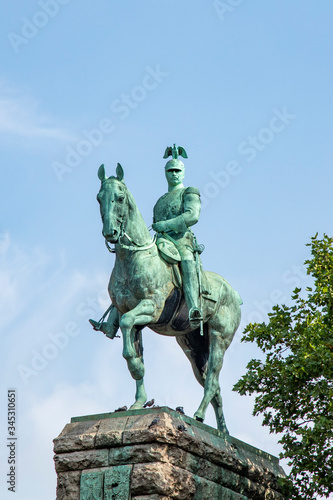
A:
[103,229,118,240]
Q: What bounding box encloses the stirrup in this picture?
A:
[89,319,120,340]
[189,307,203,328]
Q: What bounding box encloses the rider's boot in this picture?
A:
[181,259,203,329]
[89,305,120,339]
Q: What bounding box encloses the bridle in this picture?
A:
[102,183,157,254]
[105,230,157,253]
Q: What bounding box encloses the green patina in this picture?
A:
[89,146,242,434]
[104,466,132,500]
[80,471,103,500]
[80,467,132,500]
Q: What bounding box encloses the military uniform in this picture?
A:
[153,186,201,259]
[153,185,203,327]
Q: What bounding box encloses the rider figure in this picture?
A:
[152,145,203,329]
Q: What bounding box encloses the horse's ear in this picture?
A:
[98,164,106,182]
[116,163,124,181]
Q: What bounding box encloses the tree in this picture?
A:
[233,234,333,499]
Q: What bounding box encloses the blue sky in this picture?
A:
[1,1,333,498]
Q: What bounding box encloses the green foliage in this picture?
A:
[233,234,333,499]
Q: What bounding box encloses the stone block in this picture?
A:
[95,415,128,448]
[122,411,179,446]
[109,442,169,466]
[131,462,196,499]
[193,473,248,500]
[54,407,286,499]
[56,471,81,500]
[132,496,171,500]
[55,449,109,473]
[53,421,100,453]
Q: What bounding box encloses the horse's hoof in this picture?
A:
[194,411,204,423]
[195,416,204,423]
[217,425,229,435]
[129,402,144,410]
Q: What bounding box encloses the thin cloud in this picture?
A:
[0,232,61,331]
[0,85,77,141]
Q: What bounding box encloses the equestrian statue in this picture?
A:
[89,145,242,434]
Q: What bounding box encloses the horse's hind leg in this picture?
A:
[189,369,227,433]
[211,389,228,434]
[194,328,229,433]
[176,334,227,433]
[190,369,228,433]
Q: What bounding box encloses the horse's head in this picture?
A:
[97,163,127,243]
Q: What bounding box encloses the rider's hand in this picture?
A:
[152,221,168,232]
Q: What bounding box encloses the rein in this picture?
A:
[105,230,157,253]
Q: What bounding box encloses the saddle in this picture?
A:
[156,234,216,304]
[151,274,220,333]
[155,234,223,331]
[155,236,182,287]
[156,236,181,264]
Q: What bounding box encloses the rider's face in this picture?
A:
[165,168,185,187]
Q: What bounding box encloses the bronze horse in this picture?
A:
[93,163,242,433]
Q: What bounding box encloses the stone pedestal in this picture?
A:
[53,407,285,499]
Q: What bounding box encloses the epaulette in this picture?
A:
[184,186,200,197]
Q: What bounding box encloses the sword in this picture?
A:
[194,238,205,336]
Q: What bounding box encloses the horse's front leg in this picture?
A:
[120,299,155,409]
